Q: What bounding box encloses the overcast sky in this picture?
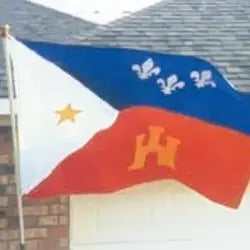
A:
[28,0,161,24]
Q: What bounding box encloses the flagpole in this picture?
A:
[1,25,26,250]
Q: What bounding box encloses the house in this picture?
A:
[0,1,96,250]
[0,0,250,250]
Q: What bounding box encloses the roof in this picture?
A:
[0,0,97,96]
[1,0,250,96]
[0,0,97,42]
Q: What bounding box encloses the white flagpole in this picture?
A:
[1,25,26,250]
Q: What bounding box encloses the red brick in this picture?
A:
[49,226,68,237]
[0,176,8,185]
[0,218,8,228]
[23,197,60,206]
[26,240,40,250]
[0,131,12,159]
[0,197,8,207]
[7,217,36,229]
[0,155,10,164]
[0,229,19,240]
[59,216,68,225]
[59,237,69,248]
[37,238,57,250]
[50,204,68,215]
[8,176,16,184]
[0,208,7,218]
[7,217,18,229]
[0,230,8,240]
[24,216,39,228]
[7,195,17,207]
[0,166,14,176]
[22,198,43,206]
[39,216,58,226]
[23,206,48,216]
[8,240,20,250]
[0,242,7,250]
[6,207,18,217]
[25,228,47,239]
[0,143,11,154]
[60,197,69,204]
[8,206,47,217]
[5,184,16,195]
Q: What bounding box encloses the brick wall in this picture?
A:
[0,125,70,250]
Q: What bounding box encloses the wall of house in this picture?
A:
[70,181,250,250]
[0,124,70,250]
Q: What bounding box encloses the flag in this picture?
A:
[10,38,250,209]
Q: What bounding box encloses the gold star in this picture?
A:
[56,104,81,124]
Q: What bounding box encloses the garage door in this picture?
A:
[70,180,250,250]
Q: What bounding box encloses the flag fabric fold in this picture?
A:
[10,38,250,209]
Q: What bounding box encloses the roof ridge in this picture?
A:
[80,0,168,41]
[24,0,97,26]
[104,0,167,27]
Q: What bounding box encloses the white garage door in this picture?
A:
[70,181,250,250]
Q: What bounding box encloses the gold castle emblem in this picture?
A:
[129,126,181,170]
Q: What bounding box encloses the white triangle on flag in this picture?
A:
[10,38,118,194]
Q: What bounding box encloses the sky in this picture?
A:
[28,0,161,24]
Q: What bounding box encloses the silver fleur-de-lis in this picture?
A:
[157,75,185,95]
[190,70,216,88]
[132,58,161,80]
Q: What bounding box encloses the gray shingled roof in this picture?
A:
[79,0,250,92]
[0,0,97,96]
[0,0,97,42]
[1,0,250,96]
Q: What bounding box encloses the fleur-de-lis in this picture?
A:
[190,70,216,88]
[132,58,161,80]
[157,75,185,95]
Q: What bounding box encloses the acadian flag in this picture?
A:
[10,38,250,209]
